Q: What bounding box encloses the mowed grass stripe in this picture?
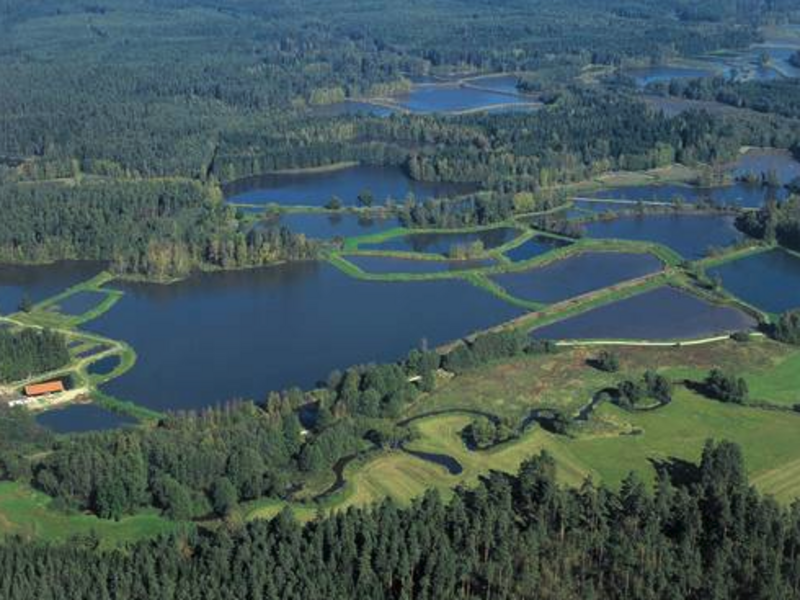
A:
[752,458,800,504]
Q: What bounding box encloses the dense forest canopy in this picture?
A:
[3,442,800,600]
[0,0,777,180]
[0,328,69,384]
[0,180,318,278]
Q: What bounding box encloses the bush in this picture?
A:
[704,369,748,404]
[594,350,620,372]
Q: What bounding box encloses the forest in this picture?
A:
[2,442,800,600]
[0,180,318,279]
[0,331,549,520]
[0,329,70,384]
[735,195,800,250]
[653,76,800,119]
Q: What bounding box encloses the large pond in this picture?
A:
[531,286,757,341]
[36,404,136,434]
[224,165,476,207]
[262,212,402,239]
[0,261,105,316]
[87,262,523,412]
[709,249,800,314]
[360,227,519,255]
[582,214,743,259]
[491,252,663,304]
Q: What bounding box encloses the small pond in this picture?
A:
[709,249,800,314]
[262,212,402,239]
[36,404,137,434]
[360,227,519,255]
[0,261,105,316]
[531,286,757,341]
[389,82,537,114]
[504,236,569,262]
[491,252,663,304]
[52,291,106,316]
[224,165,476,207]
[88,354,121,377]
[582,214,743,259]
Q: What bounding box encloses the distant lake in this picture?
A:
[583,214,743,259]
[87,262,523,412]
[626,65,718,88]
[390,83,539,114]
[225,165,476,207]
[532,287,757,340]
[491,252,663,304]
[0,261,105,316]
[710,249,800,314]
[261,212,402,239]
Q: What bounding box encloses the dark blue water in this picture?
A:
[626,65,718,87]
[87,355,121,377]
[491,252,663,304]
[346,255,494,274]
[36,404,136,434]
[225,165,476,207]
[391,84,535,113]
[0,262,105,316]
[264,212,402,239]
[532,287,757,340]
[709,249,800,314]
[731,149,800,186]
[87,262,523,411]
[53,291,106,315]
[463,74,522,94]
[504,236,569,262]
[583,214,743,259]
[581,183,786,208]
[361,227,519,255]
[311,101,397,117]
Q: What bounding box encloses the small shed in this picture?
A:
[24,380,65,397]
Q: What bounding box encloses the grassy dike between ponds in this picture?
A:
[3,271,163,423]
[330,233,682,312]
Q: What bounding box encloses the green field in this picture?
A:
[0,482,182,546]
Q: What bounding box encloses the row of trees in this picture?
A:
[3,441,800,599]
[0,328,69,384]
